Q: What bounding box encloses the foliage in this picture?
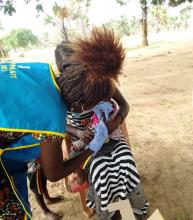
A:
[116,0,193,46]
[105,16,140,37]
[149,5,193,31]
[150,6,169,32]
[116,0,193,6]
[44,2,70,40]
[70,0,91,36]
[169,0,193,6]
[44,0,91,41]
[179,5,193,28]
[2,28,38,50]
[0,0,43,16]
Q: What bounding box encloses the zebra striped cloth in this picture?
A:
[86,138,149,215]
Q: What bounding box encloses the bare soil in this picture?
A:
[30,40,193,220]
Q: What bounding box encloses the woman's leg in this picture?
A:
[39,169,64,204]
[28,171,62,220]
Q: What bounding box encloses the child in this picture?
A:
[55,27,149,220]
[65,100,123,193]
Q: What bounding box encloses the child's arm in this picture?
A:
[106,87,129,134]
[66,124,94,144]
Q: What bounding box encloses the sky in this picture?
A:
[0,0,141,36]
[0,0,192,37]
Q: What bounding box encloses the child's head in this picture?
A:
[55,27,125,110]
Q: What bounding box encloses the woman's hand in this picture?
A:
[77,128,94,144]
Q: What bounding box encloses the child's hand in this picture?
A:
[77,128,94,144]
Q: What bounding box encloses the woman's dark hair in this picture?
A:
[57,67,115,109]
[55,41,74,73]
[55,27,125,109]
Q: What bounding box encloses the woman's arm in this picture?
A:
[106,87,129,134]
[40,140,93,182]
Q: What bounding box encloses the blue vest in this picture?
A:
[0,62,67,136]
[0,62,67,219]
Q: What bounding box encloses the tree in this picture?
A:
[179,5,193,29]
[116,0,164,46]
[105,16,140,37]
[67,0,91,36]
[105,16,130,37]
[116,0,193,46]
[0,38,6,58]
[3,28,38,51]
[44,2,69,40]
[140,0,149,46]
[0,0,43,15]
[44,0,91,40]
[150,5,169,32]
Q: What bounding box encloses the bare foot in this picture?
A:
[42,211,63,220]
[135,214,147,220]
[111,211,122,220]
[82,208,95,218]
[46,195,64,204]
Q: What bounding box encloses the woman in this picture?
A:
[55,27,149,220]
[0,27,147,220]
[0,62,106,219]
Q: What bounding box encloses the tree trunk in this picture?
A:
[0,46,5,58]
[61,21,69,41]
[141,6,148,46]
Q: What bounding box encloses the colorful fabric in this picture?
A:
[0,135,41,219]
[0,130,63,220]
[0,131,64,143]
[0,165,25,220]
[91,101,113,121]
[67,103,123,152]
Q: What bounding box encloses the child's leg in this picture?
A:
[120,121,130,145]
[79,188,94,218]
[76,168,87,184]
[63,135,94,216]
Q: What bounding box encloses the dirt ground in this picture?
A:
[29,39,193,220]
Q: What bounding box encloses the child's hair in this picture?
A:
[55,26,125,109]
